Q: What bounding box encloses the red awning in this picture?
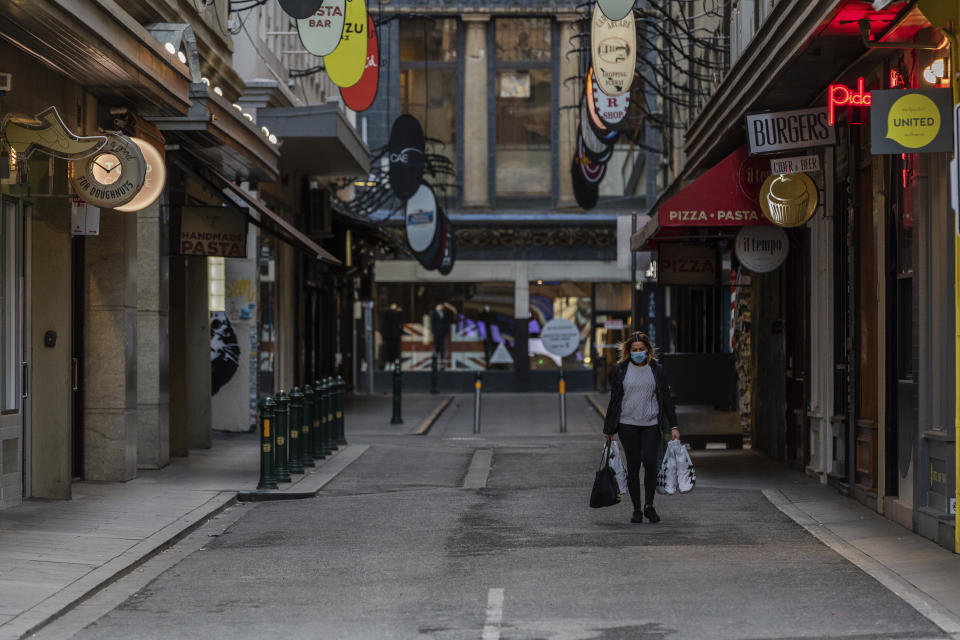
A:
[633,145,772,250]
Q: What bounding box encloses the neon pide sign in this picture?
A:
[828,77,871,126]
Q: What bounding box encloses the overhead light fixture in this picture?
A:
[922,58,947,85]
[201,77,211,86]
[213,86,223,97]
[177,51,187,64]
[261,126,270,137]
[243,112,254,122]
[232,103,243,112]
[164,42,177,55]
[268,134,278,144]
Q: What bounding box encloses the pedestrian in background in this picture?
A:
[603,331,680,524]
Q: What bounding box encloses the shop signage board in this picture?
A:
[339,14,379,111]
[323,0,368,89]
[388,114,426,201]
[657,145,772,227]
[598,0,635,21]
[540,318,581,357]
[870,88,953,154]
[115,137,166,212]
[68,134,146,209]
[658,243,716,285]
[404,183,438,253]
[297,1,346,57]
[179,207,247,257]
[591,3,636,96]
[3,106,106,159]
[770,154,820,175]
[758,172,818,227]
[735,226,789,273]
[746,107,834,155]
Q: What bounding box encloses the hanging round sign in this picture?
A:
[598,0,635,21]
[585,68,611,135]
[580,100,611,162]
[577,135,607,185]
[540,318,581,358]
[591,3,636,96]
[68,133,146,209]
[571,156,599,210]
[735,226,789,273]
[279,0,325,19]
[297,0,346,57]
[405,182,438,253]
[592,73,630,126]
[758,172,818,227]
[340,15,379,112]
[323,0,368,89]
[388,114,426,201]
[114,137,165,212]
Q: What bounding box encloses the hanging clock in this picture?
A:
[68,134,146,209]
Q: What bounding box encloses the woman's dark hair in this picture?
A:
[617,331,659,365]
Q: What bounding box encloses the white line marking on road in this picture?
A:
[482,588,504,640]
[463,449,493,489]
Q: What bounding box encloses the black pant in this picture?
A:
[618,423,660,510]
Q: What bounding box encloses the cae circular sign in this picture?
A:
[540,318,581,358]
[69,133,146,209]
[389,114,426,201]
[735,226,789,273]
[297,1,346,57]
[404,183,438,253]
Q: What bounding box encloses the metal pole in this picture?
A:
[312,379,326,459]
[288,387,304,474]
[391,359,403,424]
[363,301,375,394]
[275,390,291,483]
[335,376,347,445]
[300,384,315,467]
[559,368,567,433]
[256,396,278,490]
[473,371,482,434]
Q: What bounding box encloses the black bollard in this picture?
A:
[336,375,347,445]
[321,378,336,453]
[288,387,304,474]
[391,359,403,424]
[275,391,291,483]
[430,352,439,394]
[257,396,278,490]
[312,379,327,459]
[301,384,316,467]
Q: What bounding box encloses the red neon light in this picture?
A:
[828,77,872,125]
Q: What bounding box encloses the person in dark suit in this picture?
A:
[431,302,456,366]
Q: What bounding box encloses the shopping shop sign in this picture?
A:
[871,89,953,154]
[540,318,580,357]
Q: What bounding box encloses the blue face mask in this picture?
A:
[630,351,648,365]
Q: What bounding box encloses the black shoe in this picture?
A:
[643,505,660,523]
[630,511,643,524]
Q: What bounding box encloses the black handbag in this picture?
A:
[590,441,622,508]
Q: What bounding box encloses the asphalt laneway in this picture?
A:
[67,394,947,639]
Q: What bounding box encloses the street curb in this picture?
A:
[6,492,238,640]
[415,395,455,435]
[585,394,606,418]
[763,488,960,638]
[237,444,370,502]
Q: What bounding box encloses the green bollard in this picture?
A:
[275,391,291,483]
[336,375,347,445]
[301,384,316,467]
[313,380,327,460]
[390,359,403,424]
[325,378,339,451]
[288,387,305,474]
[257,396,278,490]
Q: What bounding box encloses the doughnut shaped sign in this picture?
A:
[598,0,635,21]
[340,14,379,112]
[591,3,636,96]
[324,0,367,89]
[388,114,426,201]
[405,183,438,253]
[279,0,325,19]
[297,1,346,57]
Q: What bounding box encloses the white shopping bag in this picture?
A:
[606,441,629,495]
[675,441,696,493]
[657,440,678,495]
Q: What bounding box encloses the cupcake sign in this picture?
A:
[758,172,818,228]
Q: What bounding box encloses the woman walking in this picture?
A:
[603,332,679,524]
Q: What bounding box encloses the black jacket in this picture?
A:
[603,359,679,435]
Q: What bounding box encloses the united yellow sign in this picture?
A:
[870,88,952,154]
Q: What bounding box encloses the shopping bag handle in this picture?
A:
[598,440,612,471]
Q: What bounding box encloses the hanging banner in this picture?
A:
[591,3,636,96]
[297,1,346,57]
[323,0,368,89]
[179,207,248,257]
[870,88,953,154]
[340,14,379,112]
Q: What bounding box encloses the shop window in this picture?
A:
[0,198,20,411]
[528,281,592,370]
[400,19,459,181]
[494,18,552,199]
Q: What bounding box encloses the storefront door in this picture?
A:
[0,197,29,507]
